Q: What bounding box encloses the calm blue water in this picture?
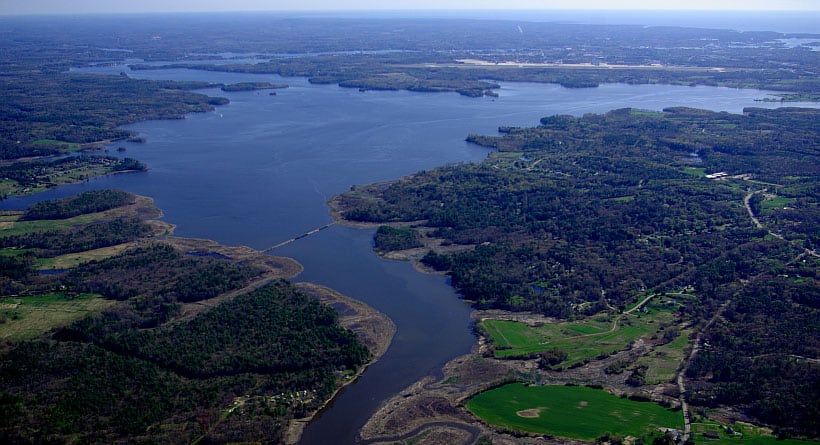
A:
[2,66,816,443]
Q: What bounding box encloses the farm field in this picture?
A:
[466,383,683,440]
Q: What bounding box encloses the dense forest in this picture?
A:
[337,107,818,312]
[1,281,370,444]
[0,191,371,443]
[333,107,819,437]
[685,264,819,438]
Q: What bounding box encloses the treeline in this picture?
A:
[374,225,423,252]
[22,189,135,220]
[337,138,768,314]
[468,107,819,185]
[336,107,817,310]
[0,156,147,183]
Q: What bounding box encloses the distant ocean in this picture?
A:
[292,10,820,34]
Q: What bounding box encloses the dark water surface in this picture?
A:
[2,66,814,444]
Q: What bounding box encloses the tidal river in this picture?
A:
[2,64,812,444]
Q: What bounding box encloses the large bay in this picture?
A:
[2,65,814,444]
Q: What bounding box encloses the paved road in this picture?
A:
[624,293,656,315]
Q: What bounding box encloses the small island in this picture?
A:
[220,81,288,92]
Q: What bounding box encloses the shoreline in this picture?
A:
[284,282,397,445]
[327,194,475,276]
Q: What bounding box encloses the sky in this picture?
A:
[1,0,819,15]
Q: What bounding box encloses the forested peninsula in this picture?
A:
[333,107,819,440]
[0,190,393,443]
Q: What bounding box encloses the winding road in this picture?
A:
[743,190,764,229]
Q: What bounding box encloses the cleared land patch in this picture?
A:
[636,327,692,384]
[0,293,114,340]
[480,294,683,367]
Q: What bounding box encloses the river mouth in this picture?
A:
[1,62,811,444]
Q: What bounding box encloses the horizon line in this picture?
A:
[3,8,820,16]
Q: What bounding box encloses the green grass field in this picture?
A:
[0,293,114,341]
[682,167,707,177]
[480,296,682,366]
[467,383,683,440]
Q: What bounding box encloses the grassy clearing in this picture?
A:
[636,328,692,384]
[759,196,794,214]
[682,167,707,177]
[481,295,682,366]
[630,110,665,117]
[36,243,133,270]
[467,383,682,440]
[605,195,636,203]
[0,248,36,257]
[32,139,82,151]
[1,212,103,236]
[0,293,114,341]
